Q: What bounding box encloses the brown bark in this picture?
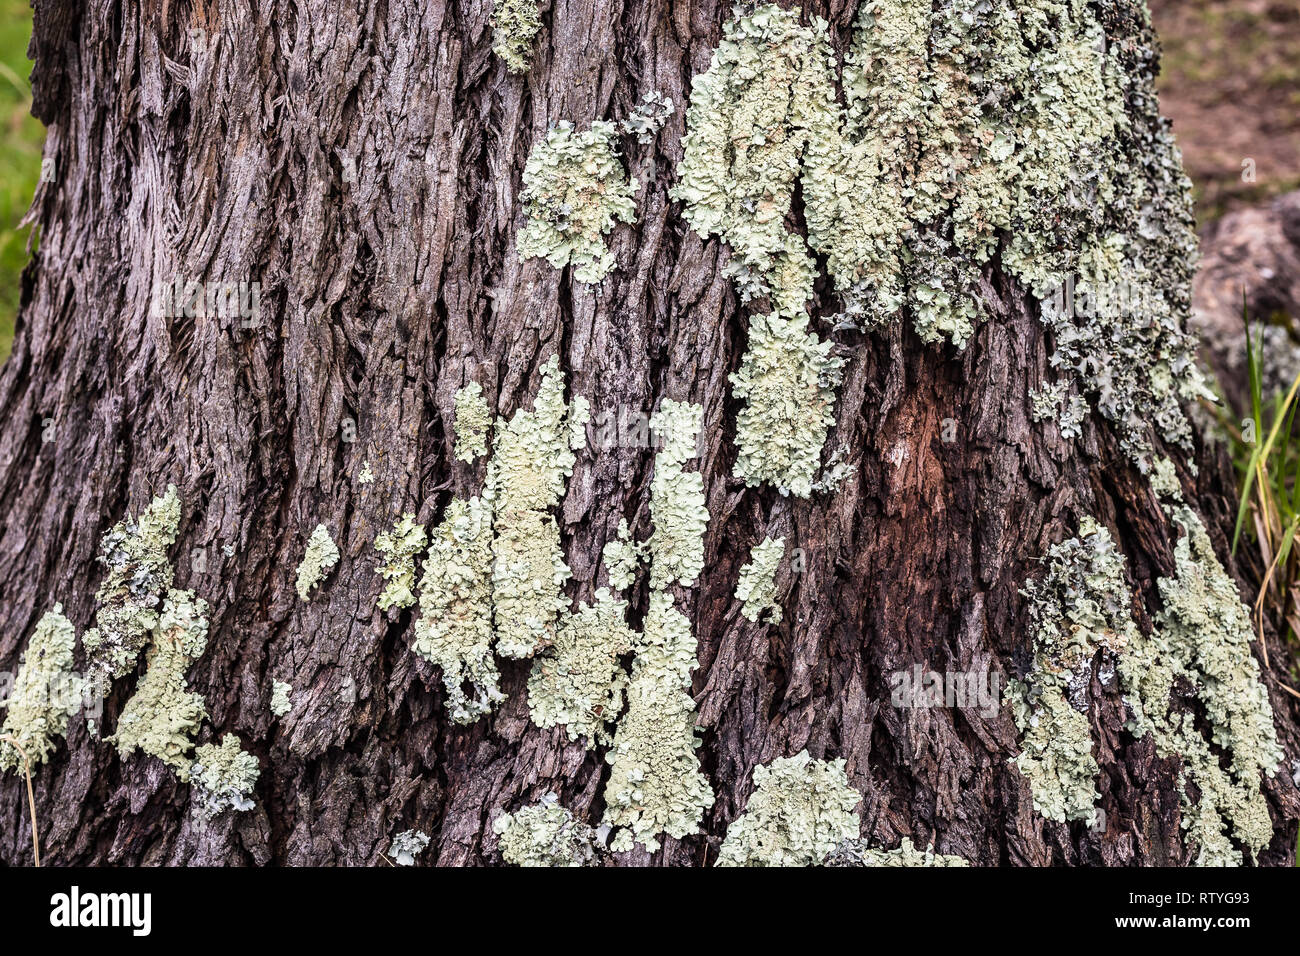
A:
[0,0,1296,866]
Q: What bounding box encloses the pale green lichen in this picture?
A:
[518,121,638,284]
[453,382,491,464]
[620,91,675,145]
[735,536,784,623]
[646,400,709,589]
[358,460,375,484]
[491,0,541,75]
[1008,516,1137,824]
[1120,506,1282,864]
[295,523,339,602]
[677,1,1208,474]
[716,751,860,867]
[190,734,259,817]
[374,514,428,612]
[494,792,603,866]
[527,588,635,746]
[270,680,292,717]
[412,496,504,724]
[602,592,714,852]
[109,589,209,778]
[1150,456,1183,501]
[601,518,646,592]
[83,485,181,688]
[0,606,80,773]
[388,829,430,866]
[489,356,585,659]
[730,311,845,498]
[824,837,969,868]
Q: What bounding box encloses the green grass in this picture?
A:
[0,0,43,362]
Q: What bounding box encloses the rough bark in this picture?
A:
[0,0,1296,866]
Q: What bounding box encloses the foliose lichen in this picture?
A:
[0,606,80,774]
[517,121,638,284]
[1120,504,1282,864]
[527,588,635,746]
[488,356,586,659]
[620,91,675,145]
[270,680,293,718]
[677,1,1210,475]
[602,592,714,852]
[190,734,260,818]
[824,837,969,868]
[109,589,210,778]
[601,518,646,592]
[412,496,504,724]
[730,311,846,498]
[491,0,541,75]
[295,523,339,602]
[716,751,860,867]
[83,485,181,689]
[388,829,430,866]
[373,514,428,612]
[494,792,603,867]
[1007,516,1136,824]
[453,382,491,464]
[735,536,784,623]
[646,400,709,589]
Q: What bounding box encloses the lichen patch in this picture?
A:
[518,121,638,284]
[734,536,784,623]
[453,382,492,464]
[412,496,504,725]
[295,523,339,602]
[83,485,182,689]
[0,606,80,774]
[527,588,635,747]
[109,589,210,778]
[374,514,428,612]
[716,750,860,867]
[494,793,603,866]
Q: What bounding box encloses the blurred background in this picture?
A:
[0,1,1297,361]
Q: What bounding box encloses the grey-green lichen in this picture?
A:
[716,751,860,867]
[374,514,428,612]
[527,588,635,746]
[108,589,209,778]
[494,792,603,866]
[1011,498,1283,862]
[358,460,375,484]
[190,734,260,818]
[388,829,430,866]
[735,536,784,623]
[1120,505,1282,864]
[491,0,541,75]
[83,485,181,688]
[295,523,339,602]
[1008,516,1137,824]
[601,518,646,592]
[412,496,504,724]
[730,311,845,498]
[677,1,1209,474]
[824,837,969,868]
[453,382,491,464]
[602,592,714,852]
[270,680,293,718]
[646,400,709,589]
[0,606,80,774]
[489,356,585,659]
[518,121,637,284]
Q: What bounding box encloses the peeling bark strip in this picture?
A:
[0,0,1297,866]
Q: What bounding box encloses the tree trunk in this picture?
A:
[1,0,1296,866]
